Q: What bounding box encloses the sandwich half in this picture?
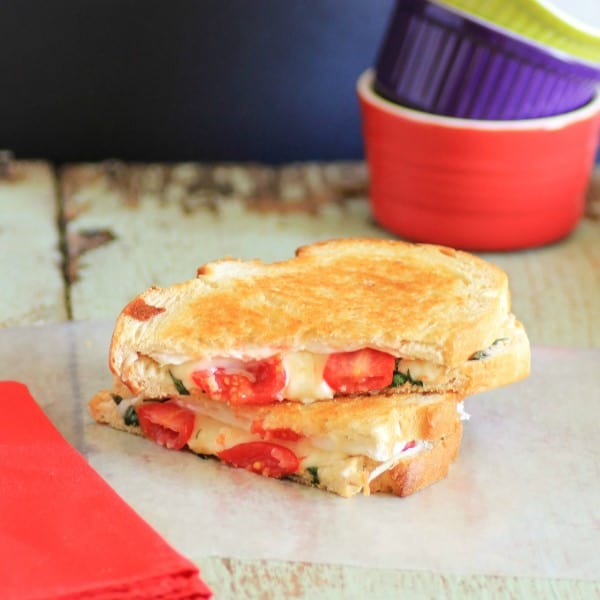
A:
[89,386,466,498]
[90,238,530,497]
[109,238,530,403]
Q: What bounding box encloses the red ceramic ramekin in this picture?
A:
[357,69,600,250]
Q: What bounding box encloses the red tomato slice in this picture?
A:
[250,420,304,442]
[191,357,286,405]
[217,441,300,478]
[323,348,396,394]
[136,400,195,450]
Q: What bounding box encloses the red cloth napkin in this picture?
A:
[0,381,212,600]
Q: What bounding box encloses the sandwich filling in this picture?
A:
[110,393,467,496]
[167,349,403,404]
[162,339,508,405]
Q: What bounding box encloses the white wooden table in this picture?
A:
[2,159,599,598]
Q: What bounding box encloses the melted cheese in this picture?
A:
[367,441,433,483]
[395,358,447,383]
[175,397,465,469]
[170,351,334,402]
[181,396,401,462]
[184,409,432,496]
[170,357,256,387]
[309,421,405,462]
[136,399,466,495]
[165,345,496,402]
[188,413,254,455]
[280,351,333,401]
[456,401,471,421]
[185,409,349,469]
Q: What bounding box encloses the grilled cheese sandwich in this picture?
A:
[91,238,530,497]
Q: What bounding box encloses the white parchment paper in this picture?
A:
[1,321,598,580]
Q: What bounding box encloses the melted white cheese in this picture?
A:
[170,357,256,385]
[164,344,501,401]
[184,409,349,468]
[132,397,468,494]
[309,420,405,462]
[170,351,334,402]
[176,397,437,464]
[367,440,433,483]
[280,351,333,401]
[456,401,471,421]
[395,358,446,383]
[184,409,432,495]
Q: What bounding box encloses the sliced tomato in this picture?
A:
[250,420,304,442]
[136,400,195,450]
[191,357,286,405]
[217,441,300,478]
[323,348,396,394]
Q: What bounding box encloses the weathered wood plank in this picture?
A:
[60,161,379,320]
[0,159,67,326]
[197,557,600,599]
[60,161,600,348]
[482,219,600,348]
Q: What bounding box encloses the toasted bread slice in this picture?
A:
[460,315,530,394]
[109,238,527,400]
[89,387,464,497]
[366,421,462,497]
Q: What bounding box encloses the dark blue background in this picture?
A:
[0,1,393,164]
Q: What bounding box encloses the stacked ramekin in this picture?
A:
[358,0,600,250]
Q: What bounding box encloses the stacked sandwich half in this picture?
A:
[90,238,530,497]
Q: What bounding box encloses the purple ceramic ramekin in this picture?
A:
[374,0,600,120]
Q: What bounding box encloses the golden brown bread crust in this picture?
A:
[109,238,515,396]
[90,387,464,446]
[123,297,166,321]
[88,388,463,498]
[228,391,461,442]
[89,389,143,436]
[368,420,462,496]
[461,316,530,394]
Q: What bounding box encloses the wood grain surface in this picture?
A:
[2,159,599,599]
[58,161,600,348]
[0,160,66,326]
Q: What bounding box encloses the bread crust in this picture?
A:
[228,391,462,442]
[368,420,462,497]
[462,318,530,394]
[90,388,463,445]
[89,391,140,440]
[109,238,514,395]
